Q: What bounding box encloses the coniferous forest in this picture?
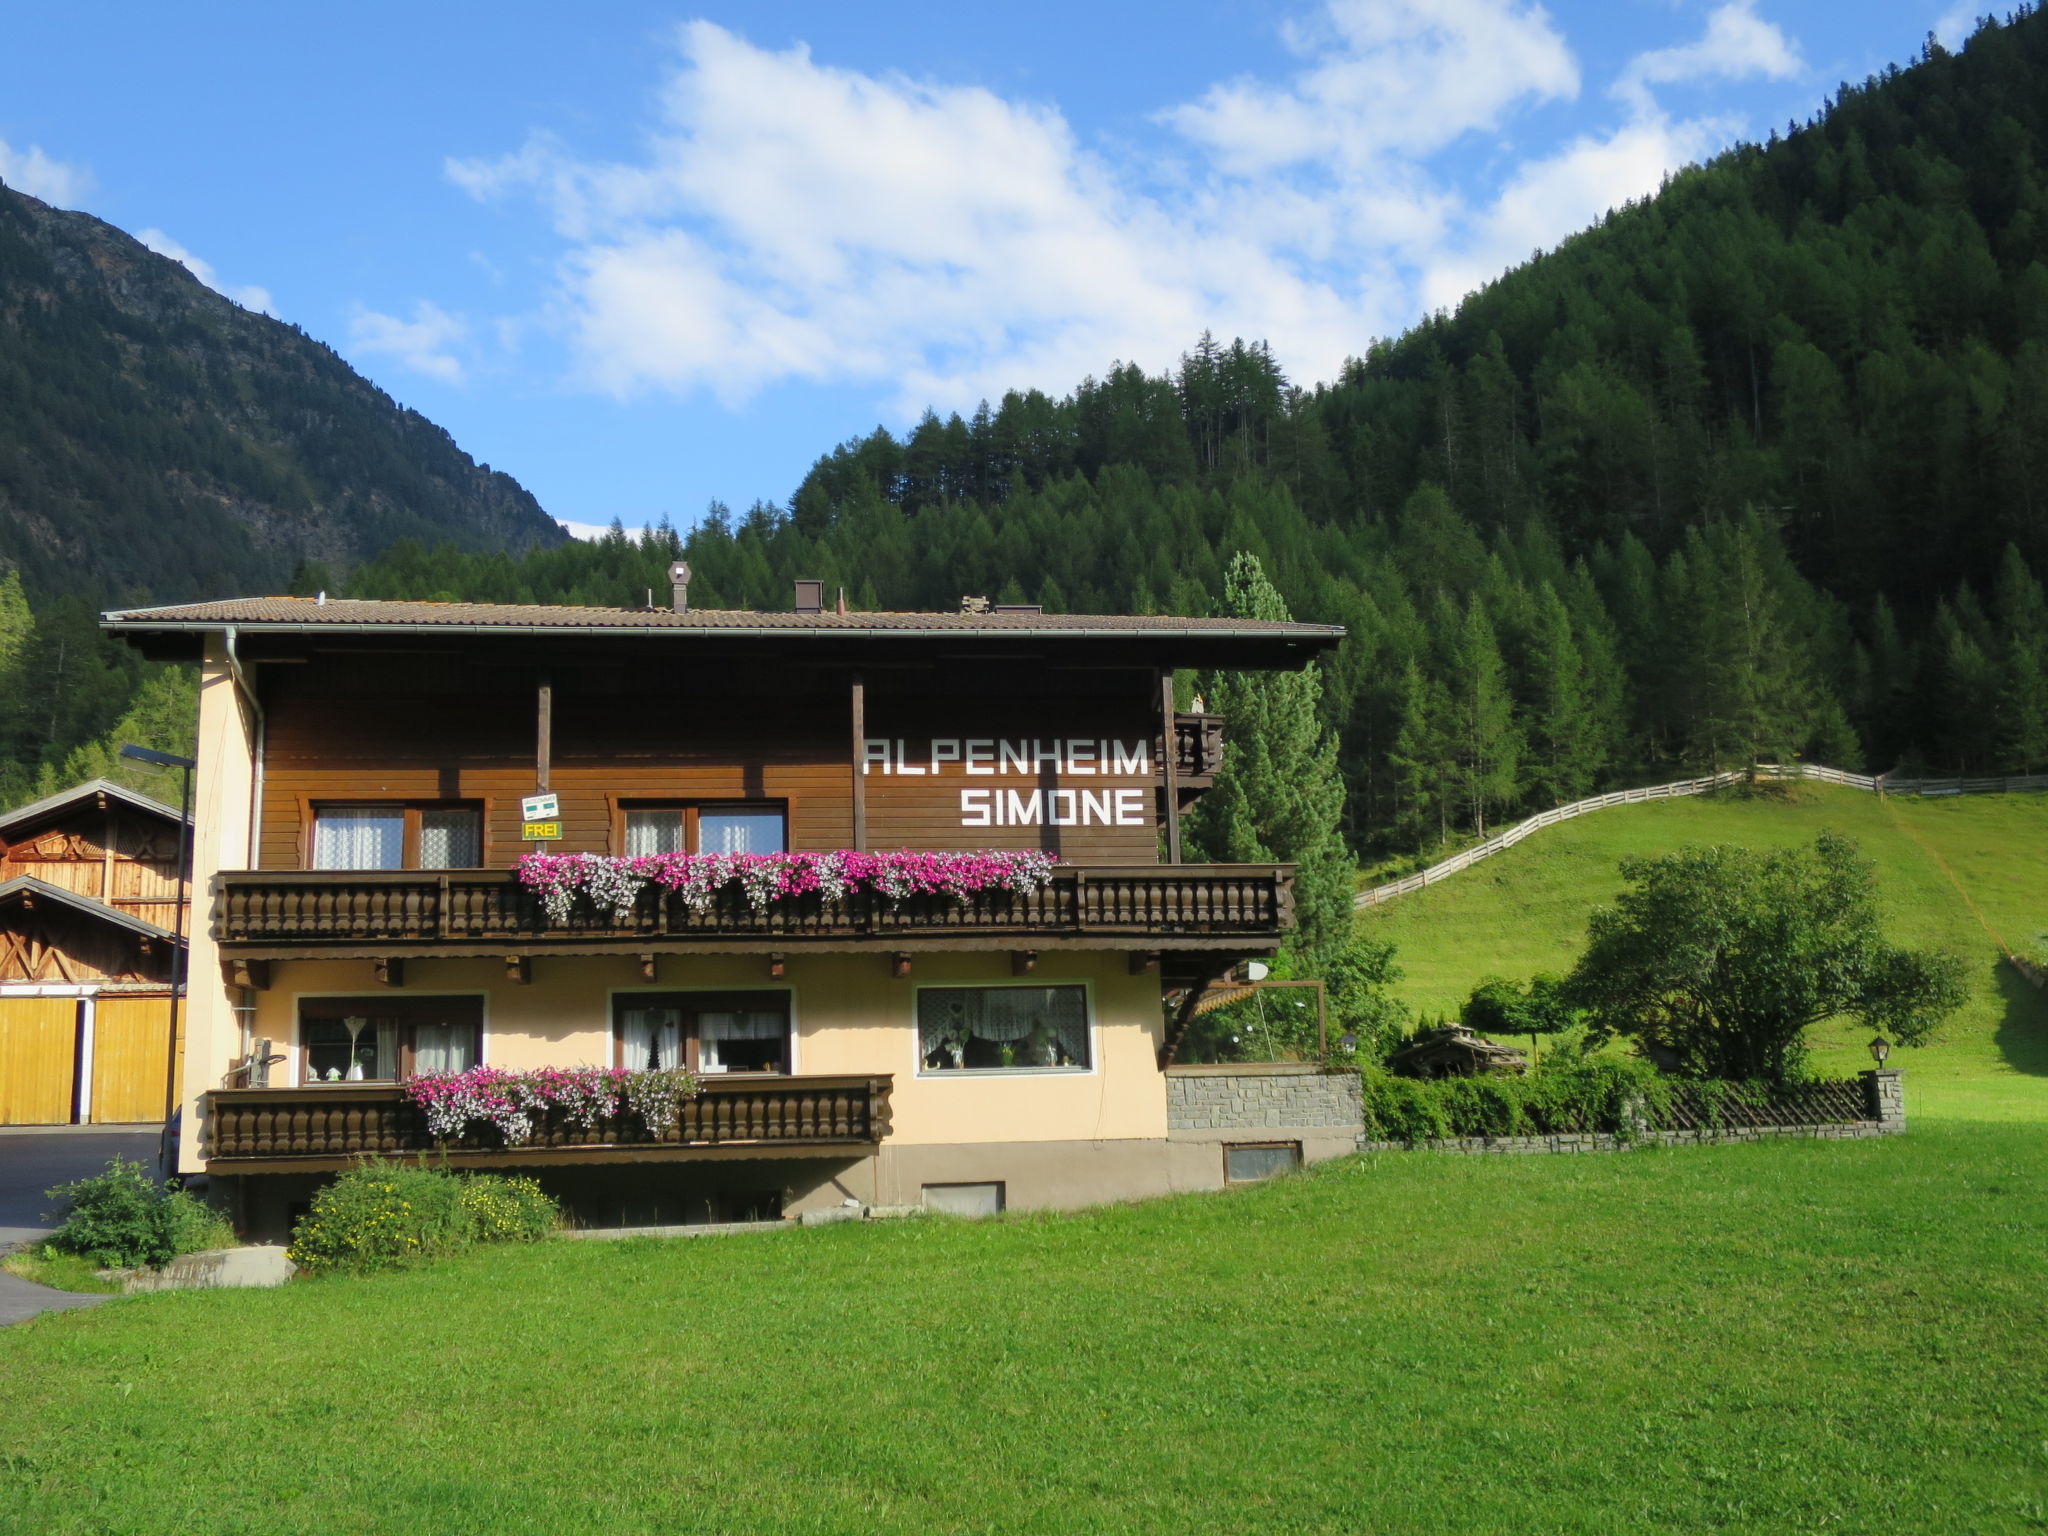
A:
[334,13,2048,857]
[19,13,2048,854]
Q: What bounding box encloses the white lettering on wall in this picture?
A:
[863,737,1152,777]
[962,785,1152,827]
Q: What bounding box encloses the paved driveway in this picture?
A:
[0,1125,163,1251]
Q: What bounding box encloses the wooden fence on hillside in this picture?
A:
[1354,762,2048,909]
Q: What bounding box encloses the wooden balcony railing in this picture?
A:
[1170,713,1227,780]
[214,863,1293,952]
[202,1074,893,1169]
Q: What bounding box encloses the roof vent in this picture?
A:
[793,579,825,614]
[960,595,991,615]
[669,560,691,614]
[992,603,1042,615]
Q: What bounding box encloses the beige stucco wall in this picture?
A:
[242,949,1168,1151]
[179,646,256,1173]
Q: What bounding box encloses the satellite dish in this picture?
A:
[1245,961,1271,981]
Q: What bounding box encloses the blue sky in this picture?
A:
[1,0,1985,540]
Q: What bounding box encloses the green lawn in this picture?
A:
[1359,786,2048,1121]
[2,1124,2044,1534]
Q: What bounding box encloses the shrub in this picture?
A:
[458,1175,557,1244]
[288,1162,560,1275]
[43,1159,236,1270]
[1358,1059,1673,1143]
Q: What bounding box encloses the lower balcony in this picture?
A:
[202,1074,892,1173]
[213,863,1294,959]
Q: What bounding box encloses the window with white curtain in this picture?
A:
[918,985,1090,1072]
[698,809,785,855]
[418,808,482,868]
[312,808,403,870]
[615,993,790,1074]
[624,811,685,857]
[299,997,483,1084]
[619,1006,684,1071]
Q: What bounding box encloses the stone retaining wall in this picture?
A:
[1165,1066,1363,1131]
[1359,1120,1891,1156]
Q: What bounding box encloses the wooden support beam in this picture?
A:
[505,955,532,985]
[638,953,657,981]
[1160,670,1182,865]
[223,957,271,991]
[850,672,867,852]
[768,952,786,979]
[890,952,912,979]
[536,671,553,791]
[372,957,404,988]
[1128,950,1160,975]
[1011,950,1037,976]
[1157,958,1235,1069]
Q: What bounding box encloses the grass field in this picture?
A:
[1,1122,2044,1536]
[1358,785,2048,1120]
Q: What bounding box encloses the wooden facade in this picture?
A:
[0,780,184,956]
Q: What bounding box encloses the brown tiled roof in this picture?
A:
[102,596,1343,642]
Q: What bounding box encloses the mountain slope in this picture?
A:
[0,180,565,604]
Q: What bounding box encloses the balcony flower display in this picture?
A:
[404,1064,701,1145]
[515,848,1060,926]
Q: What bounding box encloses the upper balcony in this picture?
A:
[213,862,1295,961]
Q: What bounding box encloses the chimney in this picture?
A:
[793,579,825,615]
[669,560,691,614]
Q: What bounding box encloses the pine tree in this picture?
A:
[1523,583,1599,804]
[1184,552,1352,953]
[1444,597,1522,833]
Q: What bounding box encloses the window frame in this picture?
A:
[304,799,487,871]
[911,980,1097,1078]
[611,988,795,1077]
[611,800,788,857]
[295,994,486,1086]
[1222,1141,1303,1183]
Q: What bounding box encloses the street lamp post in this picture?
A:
[120,745,196,1134]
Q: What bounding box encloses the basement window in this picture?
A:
[1224,1143,1301,1183]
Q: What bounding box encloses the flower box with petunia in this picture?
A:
[515,848,1061,926]
[402,1064,701,1147]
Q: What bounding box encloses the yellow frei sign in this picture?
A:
[520,821,562,841]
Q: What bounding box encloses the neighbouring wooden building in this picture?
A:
[105,589,1343,1230]
[0,779,185,1125]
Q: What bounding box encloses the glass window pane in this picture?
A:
[312,809,403,870]
[413,1022,476,1075]
[303,1016,394,1082]
[620,1007,683,1071]
[923,1182,1003,1217]
[698,810,784,855]
[419,809,481,868]
[625,811,685,857]
[918,986,1089,1071]
[698,1009,787,1074]
[1224,1144,1300,1182]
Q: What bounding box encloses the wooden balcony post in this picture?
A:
[1160,671,1182,865]
[850,672,867,852]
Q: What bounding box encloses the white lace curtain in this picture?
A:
[621,1007,684,1071]
[698,1010,783,1071]
[413,1021,476,1074]
[313,809,402,870]
[419,810,481,869]
[624,811,684,857]
[918,986,1088,1066]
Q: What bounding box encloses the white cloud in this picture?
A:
[447,4,1803,416]
[1614,1,1802,117]
[1166,0,1579,174]
[0,139,94,208]
[348,301,469,386]
[137,228,276,314]
[1932,3,1984,49]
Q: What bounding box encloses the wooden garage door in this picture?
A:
[0,997,79,1125]
[91,995,179,1124]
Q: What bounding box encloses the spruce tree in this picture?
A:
[1445,597,1523,833]
[1184,552,1352,954]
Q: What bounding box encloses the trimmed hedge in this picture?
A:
[1358,1062,1865,1142]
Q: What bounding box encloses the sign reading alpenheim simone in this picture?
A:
[864,737,1154,828]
